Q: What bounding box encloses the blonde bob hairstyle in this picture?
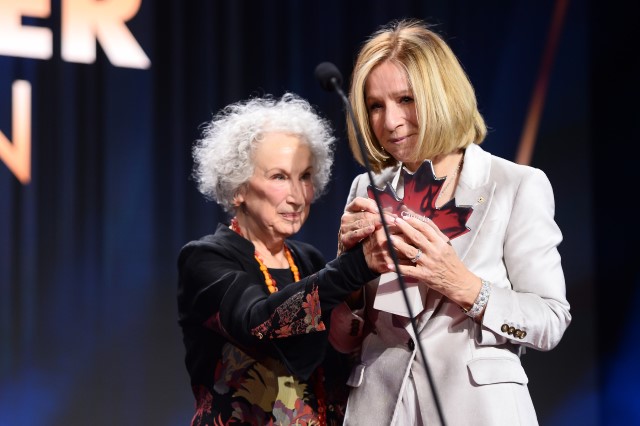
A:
[347,19,487,173]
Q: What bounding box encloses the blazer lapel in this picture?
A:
[412,145,495,333]
[451,183,495,261]
[449,144,495,261]
[409,288,443,335]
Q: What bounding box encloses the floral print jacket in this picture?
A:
[177,224,378,425]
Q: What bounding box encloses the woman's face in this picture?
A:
[236,132,314,242]
[365,61,421,171]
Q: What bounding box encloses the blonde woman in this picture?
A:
[331,19,571,426]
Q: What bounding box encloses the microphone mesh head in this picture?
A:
[314,62,343,92]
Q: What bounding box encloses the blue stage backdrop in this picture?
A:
[1,0,637,425]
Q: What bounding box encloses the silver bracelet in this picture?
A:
[463,279,491,319]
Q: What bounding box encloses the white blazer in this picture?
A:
[332,143,571,426]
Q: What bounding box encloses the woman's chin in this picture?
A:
[279,221,303,237]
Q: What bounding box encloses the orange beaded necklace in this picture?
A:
[230,217,300,293]
[229,217,327,425]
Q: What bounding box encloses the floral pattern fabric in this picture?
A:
[191,344,340,426]
[251,284,326,340]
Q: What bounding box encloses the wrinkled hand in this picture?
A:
[339,197,384,252]
[361,224,395,274]
[390,214,481,309]
[338,197,395,274]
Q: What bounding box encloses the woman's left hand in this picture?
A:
[389,214,481,308]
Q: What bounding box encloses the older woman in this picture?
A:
[332,19,571,426]
[177,93,392,426]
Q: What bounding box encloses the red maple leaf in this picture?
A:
[367,160,473,239]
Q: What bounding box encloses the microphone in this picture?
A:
[314,61,343,93]
[315,61,447,426]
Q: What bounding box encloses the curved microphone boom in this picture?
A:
[314,61,446,426]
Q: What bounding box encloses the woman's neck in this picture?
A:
[231,216,288,267]
[433,150,464,208]
[403,149,463,175]
[431,149,464,177]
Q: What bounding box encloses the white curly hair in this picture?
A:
[192,92,336,213]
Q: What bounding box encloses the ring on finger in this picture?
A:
[410,248,422,263]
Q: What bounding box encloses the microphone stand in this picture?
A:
[321,70,447,426]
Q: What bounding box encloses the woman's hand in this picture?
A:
[339,197,384,253]
[338,197,396,274]
[389,214,481,310]
[361,224,395,274]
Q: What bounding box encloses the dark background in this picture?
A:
[1,0,637,425]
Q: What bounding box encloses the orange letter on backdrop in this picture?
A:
[0,81,32,184]
[62,0,151,69]
[0,0,52,59]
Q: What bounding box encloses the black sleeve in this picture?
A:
[177,239,378,379]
